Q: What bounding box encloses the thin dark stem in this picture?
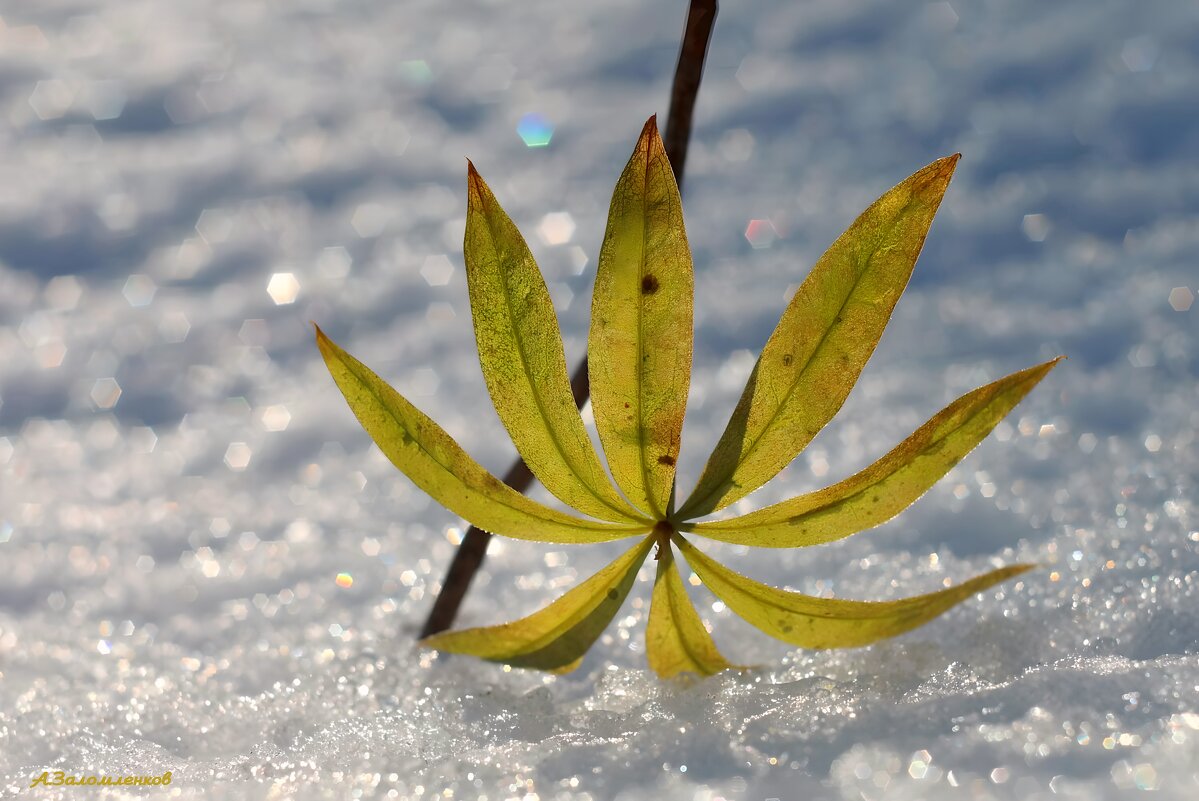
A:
[420,0,718,640]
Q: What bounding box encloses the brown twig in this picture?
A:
[420,0,719,639]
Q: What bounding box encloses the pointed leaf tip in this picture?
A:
[314,328,646,542]
[689,357,1063,547]
[422,536,654,671]
[679,155,965,519]
[461,158,646,522]
[676,535,1036,650]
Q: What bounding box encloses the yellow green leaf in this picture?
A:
[686,358,1062,546]
[463,163,646,524]
[422,535,655,671]
[679,156,961,520]
[315,325,649,544]
[675,535,1033,649]
[589,116,693,519]
[646,538,737,678]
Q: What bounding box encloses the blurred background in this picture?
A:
[1,1,1196,798]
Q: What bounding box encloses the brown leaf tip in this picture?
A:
[465,159,486,203]
[638,115,661,149]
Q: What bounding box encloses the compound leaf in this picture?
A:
[590,116,693,519]
[687,358,1062,546]
[422,536,654,671]
[316,326,649,544]
[646,541,737,678]
[675,535,1033,649]
[464,163,646,524]
[679,156,960,519]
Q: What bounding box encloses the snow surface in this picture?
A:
[1,0,1197,798]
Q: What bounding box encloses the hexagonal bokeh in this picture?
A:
[260,404,292,432]
[122,274,157,307]
[516,113,554,147]
[744,219,779,249]
[223,442,252,471]
[420,254,455,286]
[1168,286,1193,312]
[89,377,122,409]
[536,212,576,246]
[267,272,300,305]
[28,79,74,120]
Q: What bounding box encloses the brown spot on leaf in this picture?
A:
[657,454,675,466]
[606,588,619,601]
[641,275,659,295]
[782,354,793,367]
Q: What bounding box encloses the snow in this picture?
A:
[1,0,1197,798]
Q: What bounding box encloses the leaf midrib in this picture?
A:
[680,537,924,623]
[480,208,639,523]
[694,363,1046,533]
[345,350,638,534]
[685,189,925,519]
[633,140,660,519]
[665,549,717,671]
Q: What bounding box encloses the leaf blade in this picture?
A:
[679,156,961,519]
[589,116,693,518]
[686,358,1062,546]
[675,535,1033,649]
[422,536,654,671]
[463,163,645,523]
[646,543,737,678]
[315,325,648,544]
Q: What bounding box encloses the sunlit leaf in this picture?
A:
[422,536,655,671]
[646,535,737,678]
[315,325,649,544]
[685,358,1062,547]
[679,156,961,519]
[675,535,1033,648]
[589,116,693,519]
[463,163,646,523]
[320,115,1059,677]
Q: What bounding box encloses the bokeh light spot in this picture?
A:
[224,442,252,471]
[1168,286,1193,312]
[537,212,576,245]
[718,128,755,162]
[1121,36,1158,73]
[45,275,84,311]
[420,254,454,286]
[336,572,354,588]
[267,272,300,304]
[122,274,157,307]
[1022,213,1051,242]
[568,246,589,275]
[351,203,389,238]
[517,113,554,147]
[399,60,433,85]
[317,246,353,279]
[745,219,779,249]
[90,377,122,409]
[260,404,291,432]
[159,311,191,343]
[28,79,74,120]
